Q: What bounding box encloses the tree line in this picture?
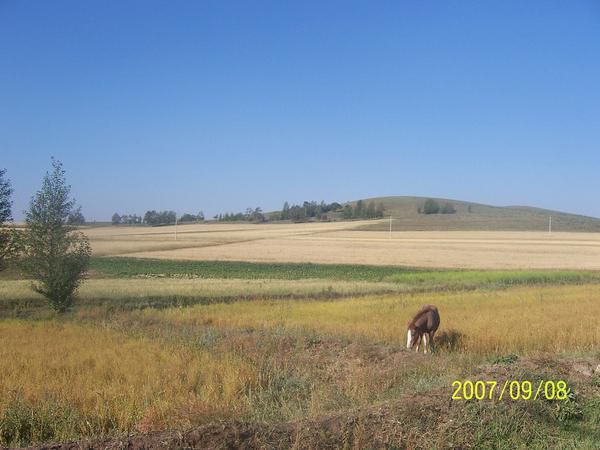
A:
[214,207,265,223]
[342,200,385,220]
[112,210,205,225]
[418,199,456,215]
[276,201,342,222]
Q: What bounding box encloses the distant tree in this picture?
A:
[343,205,353,220]
[376,202,385,218]
[423,199,440,214]
[289,205,304,222]
[143,210,176,225]
[198,211,205,221]
[282,201,290,220]
[179,213,196,223]
[20,159,91,312]
[111,213,121,225]
[366,201,376,218]
[440,202,456,214]
[251,207,265,222]
[354,200,364,219]
[0,168,17,271]
[467,205,472,213]
[67,205,86,225]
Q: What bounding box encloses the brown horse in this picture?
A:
[406,305,440,353]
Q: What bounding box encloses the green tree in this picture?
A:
[343,205,353,219]
[366,200,376,218]
[0,168,17,271]
[375,202,385,218]
[67,205,86,225]
[354,200,364,219]
[20,159,91,312]
[440,202,456,214]
[423,199,440,214]
[281,201,290,220]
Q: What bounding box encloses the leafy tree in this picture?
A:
[366,201,376,218]
[67,205,86,225]
[343,205,353,219]
[423,199,440,214]
[376,202,385,218]
[20,159,91,312]
[111,213,121,225]
[282,201,290,220]
[0,168,17,271]
[440,202,456,214]
[179,213,196,222]
[354,200,364,219]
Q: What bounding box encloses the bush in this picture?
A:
[440,202,456,214]
[423,199,440,214]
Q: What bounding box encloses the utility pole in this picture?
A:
[175,215,178,241]
[389,215,392,240]
[548,215,552,234]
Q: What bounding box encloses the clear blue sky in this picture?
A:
[2,1,600,221]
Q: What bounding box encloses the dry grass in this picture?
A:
[0,278,405,303]
[2,279,600,446]
[89,224,600,269]
[148,284,600,354]
[0,320,258,441]
[85,222,359,256]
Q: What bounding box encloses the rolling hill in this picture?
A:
[352,196,600,232]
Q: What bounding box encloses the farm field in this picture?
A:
[84,222,600,269]
[3,220,600,448]
[1,255,600,448]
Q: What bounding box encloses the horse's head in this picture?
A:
[406,326,420,349]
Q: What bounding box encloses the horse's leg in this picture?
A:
[415,334,421,353]
[429,331,436,353]
[423,334,428,354]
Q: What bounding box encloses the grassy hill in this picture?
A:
[353,196,600,232]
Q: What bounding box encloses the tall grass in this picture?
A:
[0,321,258,446]
[149,284,600,355]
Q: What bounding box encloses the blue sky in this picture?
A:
[1,1,599,220]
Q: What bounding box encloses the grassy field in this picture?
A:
[3,225,600,448]
[1,256,600,448]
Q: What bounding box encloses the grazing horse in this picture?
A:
[406,305,440,354]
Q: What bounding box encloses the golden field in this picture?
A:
[134,283,600,355]
[0,321,259,439]
[84,222,600,269]
[3,221,600,447]
[2,282,599,446]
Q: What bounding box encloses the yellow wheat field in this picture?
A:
[84,223,600,269]
[144,284,600,354]
[0,321,258,435]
